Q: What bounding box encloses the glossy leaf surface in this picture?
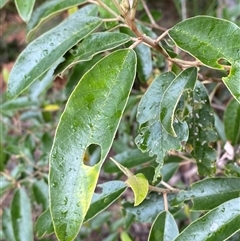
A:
[32,180,48,210]
[223,98,240,145]
[160,67,197,136]
[56,32,131,75]
[135,43,153,82]
[172,178,240,210]
[104,149,155,173]
[135,72,188,179]
[15,0,35,22]
[2,208,16,241]
[11,188,33,241]
[174,197,240,241]
[49,49,137,241]
[124,193,167,223]
[148,211,179,241]
[98,0,118,29]
[185,81,218,176]
[27,0,87,41]
[125,173,149,206]
[169,16,240,103]
[35,209,54,238]
[8,8,102,99]
[84,181,127,222]
[35,181,126,238]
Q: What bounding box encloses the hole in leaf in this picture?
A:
[217,58,231,66]
[83,144,101,167]
[94,185,103,194]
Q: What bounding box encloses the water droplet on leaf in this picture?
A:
[64,197,68,205]
[43,50,48,56]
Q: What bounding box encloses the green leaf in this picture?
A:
[225,163,240,177]
[8,9,102,99]
[135,72,188,179]
[120,231,133,241]
[35,209,54,238]
[56,32,131,75]
[0,0,9,8]
[169,16,240,103]
[148,211,179,241]
[124,193,170,223]
[15,0,35,22]
[26,0,87,41]
[174,197,240,241]
[103,233,119,241]
[136,166,156,184]
[1,96,37,112]
[90,211,112,229]
[29,57,64,100]
[120,23,155,83]
[214,113,227,142]
[160,67,197,136]
[2,208,16,241]
[223,98,240,145]
[98,0,118,29]
[49,49,137,241]
[0,175,14,196]
[32,180,48,210]
[104,149,155,173]
[11,188,33,241]
[185,81,218,176]
[161,162,179,182]
[125,173,149,206]
[64,55,102,97]
[172,177,240,210]
[84,181,127,222]
[135,43,153,82]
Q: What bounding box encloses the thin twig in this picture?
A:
[149,185,180,194]
[137,19,167,31]
[94,0,124,21]
[141,0,156,25]
[161,180,176,191]
[211,103,226,111]
[155,30,169,43]
[103,18,120,22]
[181,0,187,20]
[107,23,129,32]
[163,193,168,211]
[168,150,195,164]
[129,38,143,49]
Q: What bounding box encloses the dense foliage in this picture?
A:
[1,0,240,240]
